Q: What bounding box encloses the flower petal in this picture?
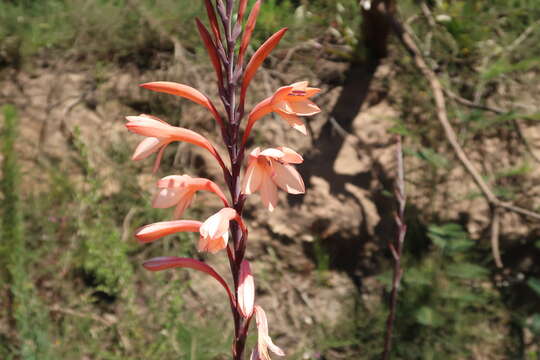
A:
[259,148,285,159]
[200,207,237,239]
[259,177,278,212]
[135,220,201,243]
[238,260,255,318]
[152,187,187,209]
[287,100,320,116]
[242,161,264,195]
[276,112,307,135]
[132,137,163,160]
[198,233,228,254]
[126,116,175,138]
[254,306,285,359]
[276,147,303,164]
[157,175,190,189]
[272,162,305,195]
[172,192,195,219]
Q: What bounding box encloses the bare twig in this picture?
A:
[388,16,540,221]
[382,136,407,360]
[50,305,115,326]
[121,207,137,243]
[490,207,503,268]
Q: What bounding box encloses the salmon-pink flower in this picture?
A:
[243,81,320,142]
[198,207,243,254]
[126,114,223,173]
[153,175,229,218]
[241,147,305,212]
[250,305,285,360]
[237,260,255,318]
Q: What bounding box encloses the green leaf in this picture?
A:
[415,306,444,327]
[482,58,540,80]
[428,223,473,252]
[404,268,433,286]
[527,278,540,296]
[447,263,489,279]
[529,314,540,335]
[413,148,450,169]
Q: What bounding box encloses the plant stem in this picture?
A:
[382,136,407,360]
[218,0,249,358]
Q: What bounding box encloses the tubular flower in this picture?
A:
[241,147,305,212]
[126,114,221,173]
[198,207,240,254]
[153,175,229,218]
[135,220,202,243]
[250,305,285,360]
[244,81,320,142]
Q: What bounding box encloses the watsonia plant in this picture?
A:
[124,1,320,359]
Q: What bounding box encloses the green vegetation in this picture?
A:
[1,105,53,359]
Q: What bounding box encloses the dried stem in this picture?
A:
[382,136,407,360]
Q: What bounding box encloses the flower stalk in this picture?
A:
[125,1,321,359]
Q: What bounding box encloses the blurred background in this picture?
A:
[1,0,540,359]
